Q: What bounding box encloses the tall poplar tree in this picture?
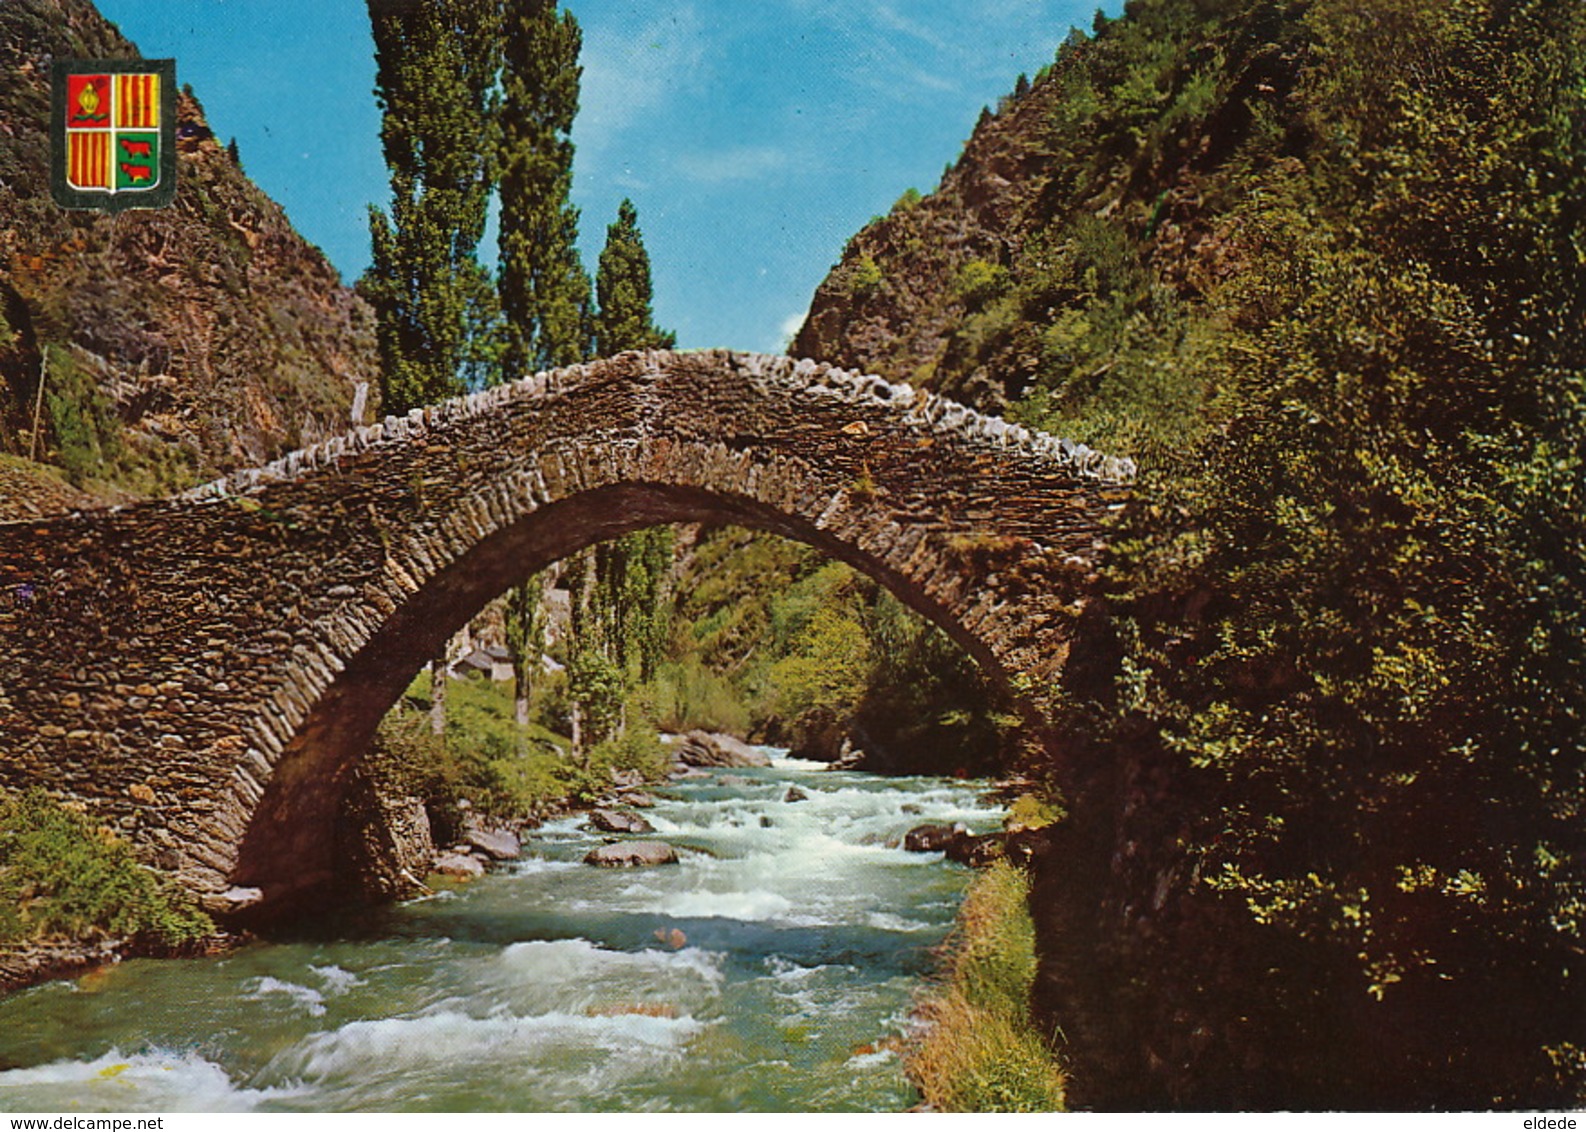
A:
[496,0,592,742]
[497,0,590,374]
[363,0,503,416]
[592,197,677,693]
[593,199,675,356]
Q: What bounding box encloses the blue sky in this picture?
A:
[94,1,1117,355]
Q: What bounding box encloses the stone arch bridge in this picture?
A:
[0,350,1131,917]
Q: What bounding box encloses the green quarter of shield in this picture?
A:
[114,132,160,190]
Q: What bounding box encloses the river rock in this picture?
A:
[944,832,1007,868]
[903,822,967,853]
[675,730,771,768]
[465,824,521,861]
[830,737,869,770]
[432,852,486,879]
[584,841,678,868]
[588,808,655,835]
[199,886,264,915]
[617,791,658,809]
[784,785,810,803]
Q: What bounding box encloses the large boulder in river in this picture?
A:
[465,823,521,862]
[432,852,487,879]
[675,731,771,768]
[585,841,679,868]
[944,832,1007,868]
[588,808,655,835]
[903,823,968,853]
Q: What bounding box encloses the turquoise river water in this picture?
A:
[0,755,1002,1112]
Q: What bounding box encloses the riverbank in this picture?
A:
[0,932,244,999]
[907,860,1065,1111]
[0,730,770,1001]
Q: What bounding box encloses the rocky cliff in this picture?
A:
[0,0,377,501]
[793,8,1301,424]
[792,77,1069,410]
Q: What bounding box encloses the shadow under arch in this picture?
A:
[234,481,1035,915]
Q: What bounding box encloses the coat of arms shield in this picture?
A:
[50,58,177,211]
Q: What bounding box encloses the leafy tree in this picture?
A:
[593,199,675,355]
[964,0,1586,1107]
[497,0,589,374]
[362,0,503,416]
[585,196,675,729]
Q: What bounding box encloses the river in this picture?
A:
[0,754,1002,1112]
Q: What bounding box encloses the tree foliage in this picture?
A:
[593,199,675,356]
[968,0,1586,1107]
[362,0,503,415]
[497,0,590,374]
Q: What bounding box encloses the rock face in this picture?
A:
[588,808,655,835]
[0,0,377,485]
[791,75,1070,411]
[674,731,772,769]
[584,841,678,868]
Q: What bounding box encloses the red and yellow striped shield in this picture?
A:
[52,60,175,211]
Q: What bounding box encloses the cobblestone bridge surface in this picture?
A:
[0,350,1131,914]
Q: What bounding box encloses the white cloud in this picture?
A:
[779,310,807,344]
[674,145,792,185]
[575,5,708,169]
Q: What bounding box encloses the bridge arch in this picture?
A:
[0,350,1130,915]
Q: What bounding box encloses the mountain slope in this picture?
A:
[0,0,377,498]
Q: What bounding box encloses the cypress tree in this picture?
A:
[497,0,590,374]
[593,199,675,355]
[363,0,502,416]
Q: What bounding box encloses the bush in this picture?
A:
[848,255,884,297]
[0,788,212,947]
[951,259,1009,310]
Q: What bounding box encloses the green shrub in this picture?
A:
[951,259,1009,309]
[848,255,884,297]
[0,788,211,946]
[641,659,753,736]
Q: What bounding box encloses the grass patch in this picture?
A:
[0,788,212,947]
[908,861,1065,1112]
